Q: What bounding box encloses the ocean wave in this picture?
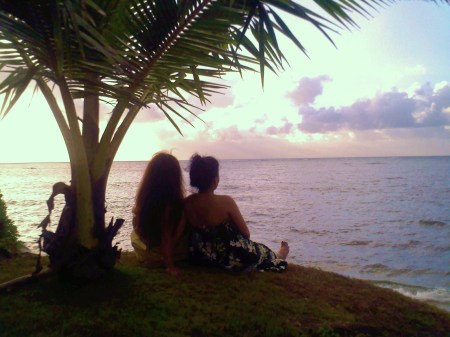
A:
[362,264,415,277]
[427,244,450,252]
[371,240,422,249]
[288,227,332,236]
[419,220,447,227]
[342,240,371,246]
[360,264,445,278]
[391,240,422,249]
[370,280,450,312]
[362,263,391,273]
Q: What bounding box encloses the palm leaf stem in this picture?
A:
[96,1,219,174]
[35,79,72,157]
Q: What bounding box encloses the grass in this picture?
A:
[0,191,22,257]
[0,252,449,337]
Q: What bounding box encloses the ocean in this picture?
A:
[0,156,449,311]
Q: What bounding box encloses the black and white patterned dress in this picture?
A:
[189,219,288,272]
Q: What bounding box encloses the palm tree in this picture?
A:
[1,0,447,278]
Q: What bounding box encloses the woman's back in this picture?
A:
[185,193,250,239]
[184,193,230,228]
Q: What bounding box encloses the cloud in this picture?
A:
[186,86,235,114]
[297,82,450,133]
[266,120,293,135]
[133,104,166,122]
[169,127,318,160]
[287,75,331,106]
[216,125,243,141]
[205,89,235,109]
[254,114,267,124]
[121,89,232,124]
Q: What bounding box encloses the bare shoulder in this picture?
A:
[216,194,237,206]
[184,194,198,206]
[184,194,196,203]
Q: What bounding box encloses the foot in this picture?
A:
[277,241,289,260]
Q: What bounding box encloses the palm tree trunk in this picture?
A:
[82,85,108,240]
[37,79,123,278]
[83,89,99,165]
[70,154,97,250]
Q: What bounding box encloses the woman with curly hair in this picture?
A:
[131,152,187,275]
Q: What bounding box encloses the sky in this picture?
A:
[0,2,449,162]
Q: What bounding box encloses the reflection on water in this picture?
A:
[1,157,449,310]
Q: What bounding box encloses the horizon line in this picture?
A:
[1,154,449,165]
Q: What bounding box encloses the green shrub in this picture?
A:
[0,190,21,257]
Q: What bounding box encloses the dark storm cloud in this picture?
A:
[297,82,450,133]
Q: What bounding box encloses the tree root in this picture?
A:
[0,268,52,293]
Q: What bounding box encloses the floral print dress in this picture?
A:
[188,219,288,272]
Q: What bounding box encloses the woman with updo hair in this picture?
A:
[189,155,219,192]
[185,154,289,272]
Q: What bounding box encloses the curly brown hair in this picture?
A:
[133,152,184,248]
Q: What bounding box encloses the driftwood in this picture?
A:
[35,182,125,281]
[0,181,125,290]
[0,268,52,293]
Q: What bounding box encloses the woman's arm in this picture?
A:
[226,196,250,239]
[173,211,186,243]
[160,206,182,276]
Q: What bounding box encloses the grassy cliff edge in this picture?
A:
[0,252,449,337]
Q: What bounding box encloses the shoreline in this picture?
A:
[3,157,448,316]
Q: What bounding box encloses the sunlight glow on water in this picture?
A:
[1,157,449,310]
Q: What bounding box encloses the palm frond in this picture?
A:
[0,67,36,117]
[1,0,447,129]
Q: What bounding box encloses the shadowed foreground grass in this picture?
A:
[0,253,449,337]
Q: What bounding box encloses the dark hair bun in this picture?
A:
[189,153,219,192]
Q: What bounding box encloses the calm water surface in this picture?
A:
[0,156,449,311]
